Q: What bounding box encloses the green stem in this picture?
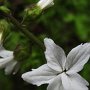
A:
[0,11,45,50]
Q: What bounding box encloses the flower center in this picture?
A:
[57,69,67,75]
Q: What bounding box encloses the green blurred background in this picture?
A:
[0,0,90,90]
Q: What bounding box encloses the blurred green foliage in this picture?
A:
[0,0,90,90]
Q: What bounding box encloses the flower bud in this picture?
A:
[24,4,41,19]
[23,0,54,20]
[37,0,54,10]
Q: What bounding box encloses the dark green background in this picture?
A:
[0,0,90,90]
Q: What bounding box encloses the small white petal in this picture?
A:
[67,73,89,86]
[65,44,82,70]
[66,55,90,74]
[60,73,72,90]
[47,74,63,90]
[0,56,13,68]
[13,62,20,75]
[0,44,18,74]
[44,38,66,72]
[0,44,13,58]
[60,73,88,90]
[5,60,17,75]
[0,50,13,58]
[22,64,57,86]
[65,43,90,73]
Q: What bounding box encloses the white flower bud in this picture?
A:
[37,0,54,10]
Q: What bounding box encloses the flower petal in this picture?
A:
[60,73,88,90]
[0,56,13,68]
[65,43,90,73]
[60,73,71,90]
[13,62,20,75]
[5,60,17,75]
[44,38,66,72]
[47,75,63,90]
[0,44,13,58]
[67,72,89,86]
[22,64,57,86]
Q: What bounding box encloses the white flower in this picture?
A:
[22,38,90,90]
[0,44,18,75]
[37,0,54,10]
